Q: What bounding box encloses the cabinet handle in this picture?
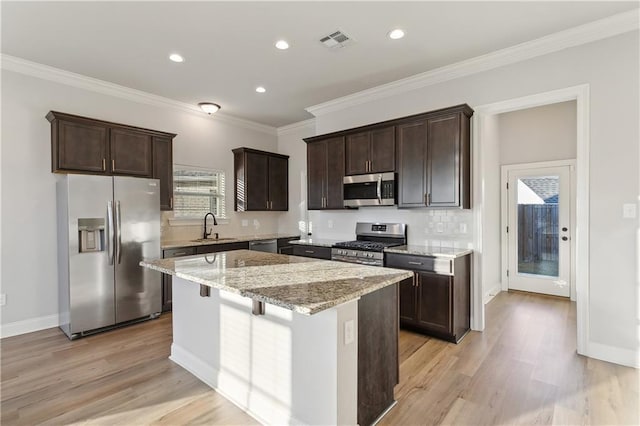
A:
[172,251,187,256]
[270,201,273,209]
[266,200,269,209]
[102,158,106,171]
[408,261,423,265]
[112,159,116,171]
[169,197,173,209]
[425,193,431,206]
[305,250,315,254]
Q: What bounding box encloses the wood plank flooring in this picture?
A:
[2,291,637,425]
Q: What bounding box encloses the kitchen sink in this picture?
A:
[191,238,237,243]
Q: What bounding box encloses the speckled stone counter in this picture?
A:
[384,245,473,258]
[141,249,412,315]
[289,238,344,247]
[161,233,300,250]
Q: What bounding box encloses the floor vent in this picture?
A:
[319,30,353,49]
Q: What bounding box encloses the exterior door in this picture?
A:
[113,176,162,323]
[507,166,571,297]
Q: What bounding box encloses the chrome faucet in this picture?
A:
[203,212,218,239]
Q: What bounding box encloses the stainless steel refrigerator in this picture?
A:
[57,175,162,339]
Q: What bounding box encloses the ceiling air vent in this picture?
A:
[319,30,353,49]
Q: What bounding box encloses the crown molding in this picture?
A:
[1,54,277,136]
[276,118,315,137]
[306,9,639,117]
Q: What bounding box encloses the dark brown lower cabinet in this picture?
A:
[358,284,399,426]
[386,253,471,343]
[291,244,331,260]
[195,241,249,254]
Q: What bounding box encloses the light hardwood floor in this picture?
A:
[1,291,637,425]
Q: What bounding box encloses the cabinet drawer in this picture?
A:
[195,241,249,254]
[385,253,452,275]
[163,247,196,258]
[292,245,331,260]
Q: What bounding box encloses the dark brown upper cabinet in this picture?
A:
[152,136,174,211]
[110,128,152,177]
[305,136,345,210]
[46,111,176,209]
[345,126,395,175]
[233,147,289,211]
[396,105,472,209]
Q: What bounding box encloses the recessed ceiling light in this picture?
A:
[388,29,405,40]
[256,86,266,93]
[198,102,221,115]
[169,53,184,63]
[275,40,289,50]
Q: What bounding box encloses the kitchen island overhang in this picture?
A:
[140,250,413,425]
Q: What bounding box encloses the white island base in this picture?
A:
[170,276,359,425]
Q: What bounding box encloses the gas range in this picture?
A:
[331,222,406,267]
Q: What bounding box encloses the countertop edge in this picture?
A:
[384,246,473,258]
[162,234,300,250]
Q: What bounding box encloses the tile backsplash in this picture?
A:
[307,207,474,248]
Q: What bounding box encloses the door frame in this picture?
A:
[500,160,576,300]
[471,84,590,356]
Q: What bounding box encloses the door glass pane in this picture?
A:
[516,176,559,277]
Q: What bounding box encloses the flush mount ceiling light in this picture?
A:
[255,86,266,93]
[198,102,221,114]
[275,40,289,50]
[169,53,184,63]
[388,29,405,40]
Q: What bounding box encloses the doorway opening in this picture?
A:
[472,84,590,356]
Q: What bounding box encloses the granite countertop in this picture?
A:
[384,245,473,258]
[289,238,345,248]
[141,250,412,315]
[162,233,300,250]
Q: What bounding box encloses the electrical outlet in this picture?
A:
[241,220,248,227]
[623,203,637,219]
[344,320,354,345]
[327,220,334,229]
[460,223,467,233]
[0,294,6,306]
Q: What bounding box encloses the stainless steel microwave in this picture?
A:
[343,172,396,207]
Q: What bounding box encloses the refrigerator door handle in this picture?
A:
[116,201,122,264]
[107,201,115,265]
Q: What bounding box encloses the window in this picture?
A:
[172,165,226,219]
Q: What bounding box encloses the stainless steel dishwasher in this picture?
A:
[248,239,277,253]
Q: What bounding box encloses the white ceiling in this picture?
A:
[2,1,638,127]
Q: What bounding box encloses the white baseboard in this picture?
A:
[483,284,502,305]
[587,341,639,369]
[1,314,59,338]
[170,344,304,425]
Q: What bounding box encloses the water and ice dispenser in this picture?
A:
[78,218,105,253]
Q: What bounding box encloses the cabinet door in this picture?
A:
[416,272,452,336]
[55,120,108,173]
[396,120,427,207]
[307,141,327,210]
[325,137,345,209]
[345,132,370,175]
[268,155,288,211]
[398,276,417,324]
[110,128,153,176]
[153,136,173,211]
[195,241,249,254]
[245,152,269,211]
[370,126,395,173]
[426,113,460,207]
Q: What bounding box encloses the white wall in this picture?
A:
[498,100,577,164]
[276,122,315,236]
[0,70,283,328]
[299,31,639,356]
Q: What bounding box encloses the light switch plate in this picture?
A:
[623,203,637,219]
[344,320,354,345]
[0,294,6,306]
[328,220,334,229]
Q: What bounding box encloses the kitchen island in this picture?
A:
[141,250,413,425]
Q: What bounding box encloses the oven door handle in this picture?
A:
[376,174,382,204]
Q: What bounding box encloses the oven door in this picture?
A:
[343,172,395,207]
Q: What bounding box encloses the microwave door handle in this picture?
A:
[377,174,382,204]
[107,201,114,265]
